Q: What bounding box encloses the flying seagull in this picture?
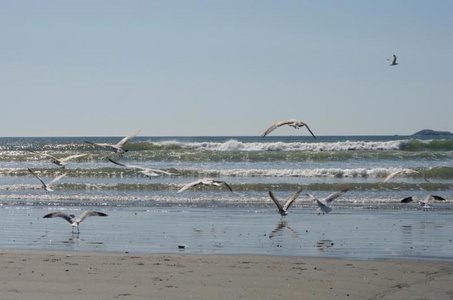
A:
[305,189,349,215]
[27,150,86,168]
[261,119,316,139]
[177,178,233,193]
[28,168,66,194]
[43,211,108,232]
[401,195,445,211]
[85,130,141,156]
[108,158,177,178]
[268,188,303,219]
[380,169,430,183]
[388,54,398,66]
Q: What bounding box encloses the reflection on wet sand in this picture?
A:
[316,240,334,251]
[269,221,299,239]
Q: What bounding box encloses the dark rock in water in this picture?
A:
[412,129,453,136]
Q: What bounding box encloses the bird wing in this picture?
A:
[261,120,293,137]
[303,123,317,139]
[324,189,348,204]
[60,154,87,162]
[380,170,404,183]
[47,174,66,187]
[392,55,397,64]
[177,179,203,193]
[78,211,108,223]
[43,212,73,224]
[108,158,130,168]
[220,181,233,192]
[400,196,414,203]
[116,130,141,147]
[268,190,285,213]
[28,168,46,186]
[425,195,446,203]
[283,188,303,211]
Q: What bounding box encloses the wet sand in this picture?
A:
[1,250,453,300]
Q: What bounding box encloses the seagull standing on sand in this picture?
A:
[27,150,86,168]
[43,211,108,232]
[380,169,430,183]
[261,119,316,139]
[388,54,398,66]
[108,158,177,178]
[401,195,445,211]
[177,178,233,193]
[85,130,141,157]
[28,168,66,194]
[306,189,349,215]
[268,188,303,219]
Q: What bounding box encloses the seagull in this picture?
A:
[177,178,233,193]
[305,189,348,215]
[380,169,430,183]
[401,195,446,211]
[388,54,398,66]
[108,158,177,178]
[28,168,66,194]
[43,211,108,232]
[261,119,316,138]
[268,188,303,219]
[27,150,86,168]
[85,130,141,156]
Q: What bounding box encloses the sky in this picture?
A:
[0,1,452,137]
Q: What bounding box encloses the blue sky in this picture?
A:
[1,1,452,136]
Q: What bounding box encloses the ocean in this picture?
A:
[1,135,452,260]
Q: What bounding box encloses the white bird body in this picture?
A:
[380,169,427,183]
[306,189,348,215]
[268,188,303,219]
[177,178,233,193]
[108,158,176,178]
[401,195,445,211]
[388,54,398,66]
[261,119,316,138]
[28,150,86,168]
[85,130,141,156]
[43,211,108,232]
[28,168,66,194]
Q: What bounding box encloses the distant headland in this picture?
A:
[412,129,453,136]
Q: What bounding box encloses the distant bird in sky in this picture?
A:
[306,189,349,215]
[28,168,66,194]
[85,129,141,156]
[268,188,303,219]
[261,119,316,138]
[380,169,429,183]
[177,178,233,193]
[27,150,86,168]
[108,158,177,177]
[401,195,445,211]
[388,54,398,66]
[43,211,108,232]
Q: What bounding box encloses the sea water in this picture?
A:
[0,135,452,260]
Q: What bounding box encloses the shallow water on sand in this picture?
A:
[2,205,453,261]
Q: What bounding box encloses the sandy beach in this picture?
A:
[0,250,452,300]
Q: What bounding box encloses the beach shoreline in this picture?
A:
[1,250,453,300]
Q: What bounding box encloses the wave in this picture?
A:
[1,166,452,179]
[1,182,451,193]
